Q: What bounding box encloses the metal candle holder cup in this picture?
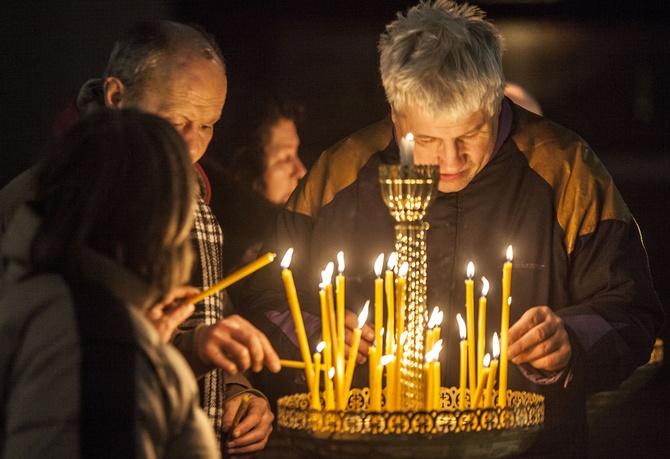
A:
[379,164,439,410]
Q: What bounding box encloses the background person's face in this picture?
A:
[133,54,228,164]
[261,118,306,205]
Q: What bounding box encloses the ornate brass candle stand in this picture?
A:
[378,164,439,410]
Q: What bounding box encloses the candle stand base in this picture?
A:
[277,387,544,458]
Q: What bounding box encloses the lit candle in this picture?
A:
[457,313,468,410]
[187,252,276,304]
[318,278,333,400]
[485,333,500,408]
[311,342,325,410]
[471,354,490,410]
[368,344,378,399]
[385,351,397,412]
[322,263,340,407]
[385,252,397,362]
[395,262,408,339]
[500,245,513,407]
[373,254,385,355]
[343,301,369,402]
[433,309,443,354]
[325,367,335,410]
[399,133,415,166]
[424,339,442,411]
[280,249,314,391]
[336,254,347,410]
[432,344,442,411]
[465,262,476,395]
[477,277,489,385]
[426,306,440,352]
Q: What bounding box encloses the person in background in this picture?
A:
[237,1,663,456]
[205,99,307,275]
[0,21,279,456]
[0,108,218,457]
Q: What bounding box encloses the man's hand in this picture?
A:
[145,286,199,343]
[195,314,281,374]
[343,309,376,364]
[223,394,274,456]
[507,306,572,372]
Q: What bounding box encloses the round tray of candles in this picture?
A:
[277,387,544,458]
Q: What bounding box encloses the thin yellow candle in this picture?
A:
[477,277,489,384]
[385,355,397,411]
[371,355,393,411]
[500,245,513,408]
[368,345,378,398]
[188,252,276,304]
[471,354,490,410]
[457,313,468,410]
[311,343,325,410]
[344,301,369,404]
[424,339,442,411]
[385,252,397,361]
[395,262,408,339]
[325,367,335,410]
[423,358,433,411]
[374,253,384,354]
[426,306,440,352]
[318,279,332,388]
[433,360,441,411]
[280,359,309,369]
[485,333,500,408]
[433,309,443,355]
[280,249,313,391]
[465,262,476,395]
[395,330,407,408]
[336,252,346,350]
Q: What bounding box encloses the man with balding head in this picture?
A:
[0,20,278,456]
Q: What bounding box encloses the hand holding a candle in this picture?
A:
[223,393,274,455]
[146,285,200,343]
[194,314,281,375]
[507,306,572,372]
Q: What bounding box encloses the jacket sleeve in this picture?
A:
[557,217,663,393]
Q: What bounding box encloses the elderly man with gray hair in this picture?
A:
[238,1,662,456]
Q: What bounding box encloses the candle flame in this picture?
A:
[492,332,500,359]
[337,251,345,273]
[320,270,330,286]
[316,341,326,353]
[483,353,491,368]
[328,367,335,379]
[374,253,384,277]
[428,306,440,328]
[398,262,409,277]
[508,296,512,306]
[467,261,475,279]
[436,310,444,326]
[380,327,385,338]
[457,313,467,340]
[280,248,294,269]
[387,252,397,271]
[325,262,334,282]
[380,355,395,366]
[425,339,443,362]
[358,300,370,328]
[400,330,408,345]
[481,276,489,296]
[506,245,513,262]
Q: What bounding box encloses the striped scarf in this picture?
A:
[180,189,227,443]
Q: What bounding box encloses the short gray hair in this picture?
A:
[379,0,505,120]
[104,20,225,101]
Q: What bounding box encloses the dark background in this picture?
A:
[1,1,669,455]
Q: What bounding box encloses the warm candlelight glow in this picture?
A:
[374,253,384,277]
[492,332,500,360]
[477,276,489,384]
[467,261,474,279]
[398,262,408,277]
[343,301,369,398]
[316,341,326,353]
[387,252,397,271]
[457,313,468,410]
[506,245,513,262]
[399,133,415,166]
[281,248,314,391]
[337,251,345,273]
[280,248,293,269]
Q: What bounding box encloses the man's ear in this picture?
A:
[103,77,126,109]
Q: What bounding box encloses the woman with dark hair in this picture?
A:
[0,109,219,457]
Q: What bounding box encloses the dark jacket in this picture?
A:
[239,101,663,457]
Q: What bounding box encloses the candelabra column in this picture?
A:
[379,164,438,411]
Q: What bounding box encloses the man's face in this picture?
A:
[393,106,499,193]
[261,118,306,205]
[132,54,228,164]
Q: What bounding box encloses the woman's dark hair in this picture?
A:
[32,108,196,294]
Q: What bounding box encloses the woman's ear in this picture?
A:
[103,77,126,109]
